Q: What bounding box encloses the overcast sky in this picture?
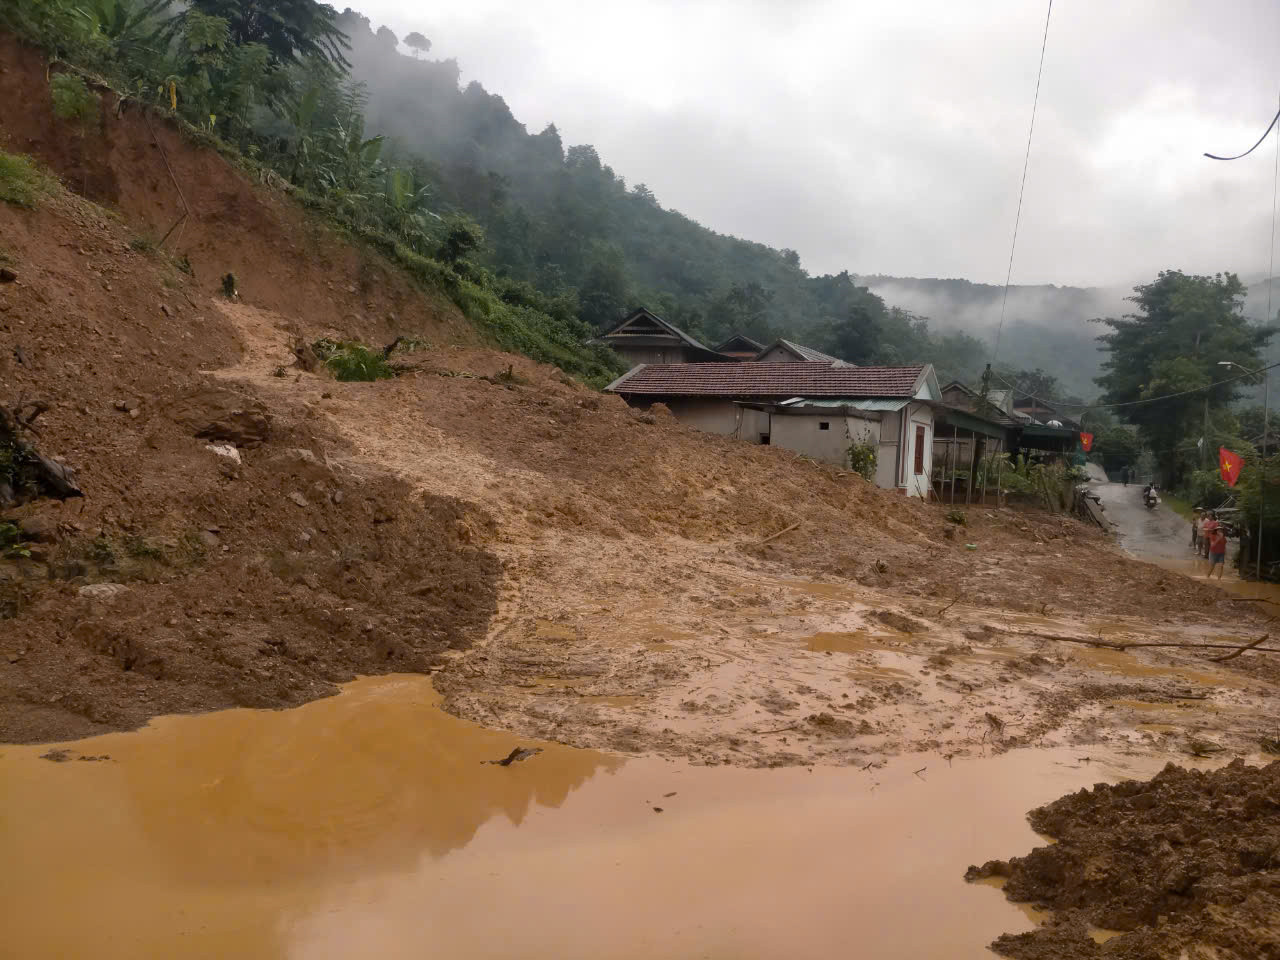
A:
[353,0,1280,288]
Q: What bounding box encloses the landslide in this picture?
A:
[968,759,1280,959]
[0,32,1261,745]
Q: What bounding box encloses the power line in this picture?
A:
[1204,103,1280,161]
[990,0,1054,366]
[989,360,1280,415]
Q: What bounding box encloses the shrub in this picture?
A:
[0,150,55,208]
[312,338,395,381]
[846,441,877,481]
[49,73,99,131]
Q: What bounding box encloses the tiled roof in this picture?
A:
[767,339,847,365]
[607,362,926,398]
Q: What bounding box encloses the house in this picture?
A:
[588,308,731,366]
[606,361,941,497]
[754,338,850,365]
[714,334,766,360]
[939,379,1081,460]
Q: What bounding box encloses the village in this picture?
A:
[595,306,1084,505]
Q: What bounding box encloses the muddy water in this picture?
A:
[1,676,1191,959]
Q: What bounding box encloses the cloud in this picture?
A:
[352,0,1280,286]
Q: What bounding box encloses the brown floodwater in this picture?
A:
[0,676,1197,959]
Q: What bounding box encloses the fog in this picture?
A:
[352,0,1280,290]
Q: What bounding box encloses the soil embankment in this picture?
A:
[969,758,1280,959]
[1,31,1277,768]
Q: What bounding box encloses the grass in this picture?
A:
[1164,493,1196,522]
[0,150,56,208]
[312,338,396,382]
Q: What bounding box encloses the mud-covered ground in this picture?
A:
[2,31,1277,764]
[968,758,1280,959]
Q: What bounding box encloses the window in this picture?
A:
[759,434,771,445]
[818,421,830,431]
[914,424,927,475]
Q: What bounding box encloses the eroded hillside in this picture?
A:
[1,37,1275,769]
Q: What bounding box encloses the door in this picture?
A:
[914,424,926,475]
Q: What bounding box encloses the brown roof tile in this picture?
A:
[608,362,926,398]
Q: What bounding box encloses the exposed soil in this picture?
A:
[1,30,1278,765]
[967,758,1280,959]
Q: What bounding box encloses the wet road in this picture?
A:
[1088,468,1191,566]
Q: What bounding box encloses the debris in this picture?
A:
[205,442,242,464]
[78,583,126,601]
[39,749,72,762]
[0,268,15,283]
[1209,633,1269,662]
[652,806,664,813]
[756,520,802,546]
[288,492,309,508]
[486,747,543,766]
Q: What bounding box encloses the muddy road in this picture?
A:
[1090,472,1191,567]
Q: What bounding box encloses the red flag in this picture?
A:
[1219,446,1244,487]
[1080,432,1094,452]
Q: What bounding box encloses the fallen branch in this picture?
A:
[1016,630,1280,656]
[937,594,962,617]
[756,521,802,546]
[1210,634,1270,662]
[1225,596,1280,606]
[756,724,799,735]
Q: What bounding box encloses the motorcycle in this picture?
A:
[1143,486,1160,510]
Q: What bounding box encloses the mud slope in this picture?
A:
[0,32,1274,759]
[968,758,1280,959]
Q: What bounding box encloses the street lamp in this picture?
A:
[1219,360,1269,581]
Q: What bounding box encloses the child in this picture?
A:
[1207,525,1228,580]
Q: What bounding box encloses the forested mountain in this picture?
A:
[334,10,1043,387]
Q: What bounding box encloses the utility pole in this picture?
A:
[1203,395,1210,471]
[1259,371,1269,582]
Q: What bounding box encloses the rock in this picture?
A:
[288,492,309,508]
[331,489,344,504]
[205,442,242,464]
[160,304,171,317]
[171,388,271,447]
[0,268,16,283]
[18,514,59,543]
[78,583,127,601]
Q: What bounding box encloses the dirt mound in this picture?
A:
[0,27,1269,754]
[967,758,1280,959]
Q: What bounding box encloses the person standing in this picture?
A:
[1208,524,1228,580]
[1191,509,1202,550]
[1201,511,1219,559]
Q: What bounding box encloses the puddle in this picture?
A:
[806,630,880,654]
[1136,722,1181,734]
[973,875,1051,927]
[579,695,644,708]
[1089,926,1126,944]
[0,676,1201,959]
[534,619,577,640]
[1069,644,1245,689]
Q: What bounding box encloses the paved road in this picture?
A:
[1087,468,1192,567]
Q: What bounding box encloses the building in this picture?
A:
[588,308,731,366]
[714,334,766,360]
[606,361,941,497]
[754,338,850,365]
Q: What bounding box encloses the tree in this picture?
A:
[188,0,351,69]
[578,247,630,330]
[404,31,429,58]
[1096,270,1274,486]
[374,25,397,49]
